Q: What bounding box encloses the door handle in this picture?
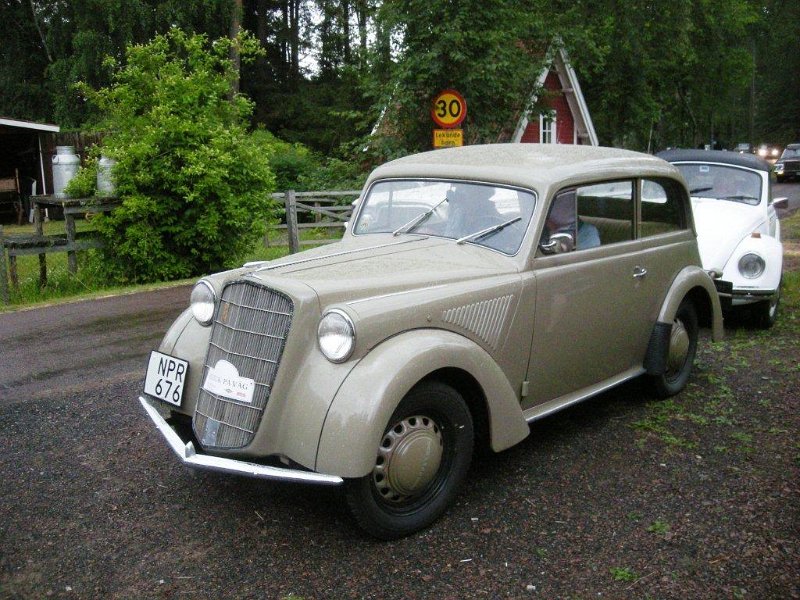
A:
[633,266,648,279]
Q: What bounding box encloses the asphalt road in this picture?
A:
[0,284,192,406]
[1,186,798,599]
[775,181,800,215]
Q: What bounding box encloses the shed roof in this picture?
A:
[0,117,60,133]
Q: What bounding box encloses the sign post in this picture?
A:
[431,89,466,148]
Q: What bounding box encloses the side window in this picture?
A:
[542,190,577,251]
[640,179,687,236]
[576,181,634,247]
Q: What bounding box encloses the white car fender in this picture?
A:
[722,233,783,292]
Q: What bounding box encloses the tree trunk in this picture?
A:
[229,0,243,96]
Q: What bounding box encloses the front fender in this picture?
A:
[657,265,724,341]
[315,329,529,478]
[722,234,783,293]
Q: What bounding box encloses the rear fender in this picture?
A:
[657,266,724,341]
[315,329,529,478]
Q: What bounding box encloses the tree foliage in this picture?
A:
[1,0,796,154]
[86,29,276,283]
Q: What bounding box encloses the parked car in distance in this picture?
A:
[659,149,786,327]
[140,144,723,539]
[734,142,753,154]
[774,143,800,182]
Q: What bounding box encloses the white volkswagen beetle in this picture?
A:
[659,149,787,327]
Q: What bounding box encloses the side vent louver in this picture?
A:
[442,295,513,350]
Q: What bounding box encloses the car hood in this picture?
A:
[247,235,518,307]
[691,198,764,270]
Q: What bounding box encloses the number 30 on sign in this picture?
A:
[431,89,467,129]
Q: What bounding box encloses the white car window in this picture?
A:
[677,164,762,206]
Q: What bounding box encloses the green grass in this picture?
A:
[610,566,639,582]
[647,520,670,536]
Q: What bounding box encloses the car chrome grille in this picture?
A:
[194,281,293,449]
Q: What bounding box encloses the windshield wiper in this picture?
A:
[721,194,759,203]
[456,217,522,245]
[392,197,448,236]
[690,186,713,194]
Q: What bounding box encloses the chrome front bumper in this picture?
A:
[139,396,344,486]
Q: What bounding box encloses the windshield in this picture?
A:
[354,180,536,254]
[675,164,762,206]
[780,147,800,159]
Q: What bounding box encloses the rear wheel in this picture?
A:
[345,381,473,540]
[650,299,698,398]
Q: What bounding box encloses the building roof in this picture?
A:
[0,117,60,133]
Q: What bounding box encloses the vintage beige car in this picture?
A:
[140,144,723,539]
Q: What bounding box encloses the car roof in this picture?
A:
[658,148,772,172]
[366,144,681,194]
[786,143,800,150]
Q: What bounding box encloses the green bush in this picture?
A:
[83,28,277,283]
[250,129,318,192]
[63,157,98,198]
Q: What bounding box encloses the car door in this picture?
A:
[523,179,677,409]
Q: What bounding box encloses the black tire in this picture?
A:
[650,299,699,398]
[345,381,474,540]
[753,282,781,329]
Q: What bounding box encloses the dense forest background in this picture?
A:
[2,0,798,161]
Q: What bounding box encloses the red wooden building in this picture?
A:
[512,46,598,146]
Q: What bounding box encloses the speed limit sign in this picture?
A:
[431,89,467,129]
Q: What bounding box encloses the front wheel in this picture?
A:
[649,299,699,398]
[753,282,781,329]
[345,381,474,540]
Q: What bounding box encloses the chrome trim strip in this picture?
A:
[139,397,344,486]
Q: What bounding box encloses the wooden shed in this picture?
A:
[0,118,60,223]
[512,46,598,146]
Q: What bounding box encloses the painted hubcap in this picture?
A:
[372,415,443,503]
[666,318,690,375]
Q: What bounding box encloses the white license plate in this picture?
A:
[144,351,188,407]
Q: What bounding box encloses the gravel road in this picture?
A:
[1,253,798,599]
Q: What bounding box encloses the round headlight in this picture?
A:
[191,280,216,325]
[318,309,355,363]
[738,253,765,279]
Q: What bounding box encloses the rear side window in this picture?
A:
[576,181,634,247]
[640,179,687,237]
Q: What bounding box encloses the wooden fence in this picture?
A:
[0,197,118,303]
[0,190,359,303]
[268,190,360,253]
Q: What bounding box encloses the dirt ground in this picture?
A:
[1,222,798,599]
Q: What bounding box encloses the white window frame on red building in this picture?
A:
[540,112,557,144]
